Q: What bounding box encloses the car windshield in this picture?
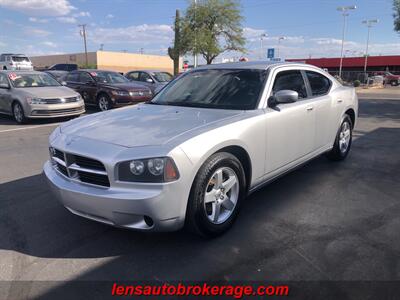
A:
[150,69,267,110]
[92,71,129,84]
[152,72,173,82]
[12,56,30,62]
[9,73,61,88]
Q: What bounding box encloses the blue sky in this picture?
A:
[0,0,398,62]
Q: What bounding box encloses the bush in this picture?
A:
[353,80,361,87]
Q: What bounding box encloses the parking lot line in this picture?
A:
[0,123,60,133]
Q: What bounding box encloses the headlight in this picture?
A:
[129,89,152,97]
[76,94,82,101]
[119,157,179,183]
[27,97,46,104]
[111,90,129,96]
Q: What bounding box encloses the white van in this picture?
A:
[0,53,33,71]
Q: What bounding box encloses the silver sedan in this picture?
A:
[44,61,358,237]
[0,71,85,123]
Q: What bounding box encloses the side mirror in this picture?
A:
[269,90,298,106]
[61,81,67,86]
[146,78,154,83]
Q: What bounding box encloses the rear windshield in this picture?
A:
[9,73,61,88]
[12,56,30,63]
[151,69,267,110]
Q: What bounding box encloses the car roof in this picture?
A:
[0,70,43,75]
[196,61,306,70]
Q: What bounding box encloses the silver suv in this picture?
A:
[0,53,33,71]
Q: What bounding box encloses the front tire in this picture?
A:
[390,80,399,86]
[13,102,27,124]
[185,152,246,237]
[327,115,353,161]
[97,94,112,111]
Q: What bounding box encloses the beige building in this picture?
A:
[30,51,180,74]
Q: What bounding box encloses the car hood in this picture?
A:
[18,86,78,98]
[100,82,149,91]
[60,103,244,148]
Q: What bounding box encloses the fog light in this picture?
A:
[144,216,154,227]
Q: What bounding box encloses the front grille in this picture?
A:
[50,148,110,188]
[43,97,79,104]
[32,106,84,116]
[74,155,105,171]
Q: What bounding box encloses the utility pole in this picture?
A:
[78,24,88,67]
[337,6,356,79]
[99,43,104,51]
[362,19,378,79]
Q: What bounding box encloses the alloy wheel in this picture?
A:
[203,167,239,225]
[13,104,23,123]
[98,97,109,111]
[339,121,351,154]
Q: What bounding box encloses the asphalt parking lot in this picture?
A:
[0,90,399,299]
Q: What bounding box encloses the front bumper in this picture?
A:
[27,101,85,118]
[43,161,185,231]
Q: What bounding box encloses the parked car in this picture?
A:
[44,61,358,237]
[64,70,152,111]
[0,53,33,71]
[374,71,400,86]
[125,70,173,93]
[0,71,85,123]
[44,70,69,83]
[47,63,78,72]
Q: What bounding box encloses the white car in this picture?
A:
[44,61,358,237]
[0,53,33,71]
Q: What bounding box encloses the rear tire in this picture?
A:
[12,102,27,124]
[185,152,246,237]
[327,115,352,161]
[390,80,399,86]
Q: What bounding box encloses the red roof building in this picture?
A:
[287,55,400,72]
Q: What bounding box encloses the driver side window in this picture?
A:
[139,72,151,82]
[272,70,308,99]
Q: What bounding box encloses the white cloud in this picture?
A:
[73,11,90,17]
[57,16,77,24]
[105,14,114,19]
[24,27,51,37]
[90,24,173,45]
[42,41,57,48]
[29,17,48,23]
[0,0,75,16]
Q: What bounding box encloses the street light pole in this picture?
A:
[193,0,198,68]
[362,19,378,76]
[260,33,267,60]
[78,24,88,68]
[337,5,356,79]
[277,36,285,59]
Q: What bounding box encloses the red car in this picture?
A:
[374,71,400,86]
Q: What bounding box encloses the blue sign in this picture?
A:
[267,48,275,59]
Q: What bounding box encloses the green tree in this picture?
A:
[168,9,185,75]
[181,0,245,64]
[394,0,400,32]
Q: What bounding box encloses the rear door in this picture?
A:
[264,69,316,174]
[304,70,334,149]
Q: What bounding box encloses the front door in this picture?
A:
[264,69,315,174]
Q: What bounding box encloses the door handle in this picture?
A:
[306,106,314,111]
[337,99,343,103]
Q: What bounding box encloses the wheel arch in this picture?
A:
[212,145,252,192]
[345,108,355,129]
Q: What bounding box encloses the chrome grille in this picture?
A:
[50,148,110,188]
[43,97,79,104]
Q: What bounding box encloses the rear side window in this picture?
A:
[273,70,308,99]
[12,56,30,62]
[66,72,79,82]
[306,71,331,96]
